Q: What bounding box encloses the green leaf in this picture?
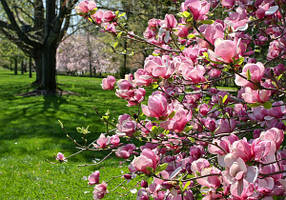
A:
[277,74,283,81]
[118,12,126,18]
[222,95,228,104]
[246,69,251,81]
[200,19,214,24]
[58,120,64,129]
[117,32,123,39]
[263,101,272,109]
[169,111,176,119]
[113,41,119,48]
[156,163,168,173]
[187,34,196,39]
[183,181,191,191]
[236,56,244,65]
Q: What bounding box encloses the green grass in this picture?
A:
[0,67,138,199]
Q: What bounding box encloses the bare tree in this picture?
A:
[0,0,79,94]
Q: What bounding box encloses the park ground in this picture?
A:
[0,67,138,200]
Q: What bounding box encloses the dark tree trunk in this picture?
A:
[21,60,24,75]
[14,57,17,75]
[29,57,32,78]
[33,52,42,85]
[40,44,57,94]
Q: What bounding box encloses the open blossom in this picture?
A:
[117,114,136,136]
[259,128,284,150]
[144,55,174,79]
[164,14,177,29]
[75,0,97,15]
[211,39,238,63]
[131,148,158,174]
[56,152,66,162]
[95,134,109,148]
[197,167,221,189]
[182,0,210,20]
[222,153,258,198]
[160,108,192,133]
[241,87,271,104]
[93,182,108,200]
[235,62,265,88]
[88,171,100,185]
[101,75,116,90]
[115,144,136,159]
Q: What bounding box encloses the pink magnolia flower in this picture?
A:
[160,108,192,133]
[164,14,177,29]
[101,75,116,90]
[144,55,174,79]
[56,152,66,162]
[212,39,238,63]
[191,158,210,173]
[241,87,271,103]
[259,128,284,150]
[76,0,97,15]
[131,148,158,174]
[95,134,109,148]
[197,167,221,189]
[182,0,210,21]
[224,7,248,31]
[267,101,286,118]
[117,114,136,136]
[221,0,235,7]
[182,65,206,84]
[215,119,236,134]
[198,21,224,47]
[127,88,146,107]
[251,138,276,164]
[231,139,253,162]
[109,135,120,147]
[142,92,168,118]
[91,10,103,24]
[235,62,265,88]
[208,134,239,156]
[103,11,116,22]
[88,171,100,185]
[134,69,154,87]
[93,182,108,200]
[115,144,136,159]
[222,153,258,198]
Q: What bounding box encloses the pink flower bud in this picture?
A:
[142,92,168,118]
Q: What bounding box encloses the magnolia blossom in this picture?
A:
[117,114,136,136]
[182,0,210,20]
[88,171,100,185]
[131,148,158,174]
[75,0,97,15]
[93,182,108,200]
[56,152,66,162]
[235,62,265,88]
[101,75,116,90]
[115,144,136,159]
[222,153,258,198]
[142,92,168,118]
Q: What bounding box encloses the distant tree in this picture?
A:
[0,0,80,94]
[56,34,119,76]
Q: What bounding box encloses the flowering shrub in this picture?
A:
[59,0,286,199]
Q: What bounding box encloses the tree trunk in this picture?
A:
[40,44,57,94]
[14,57,18,75]
[29,57,32,78]
[33,52,42,85]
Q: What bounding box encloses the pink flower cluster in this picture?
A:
[73,0,286,199]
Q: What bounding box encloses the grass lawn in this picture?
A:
[0,67,139,199]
